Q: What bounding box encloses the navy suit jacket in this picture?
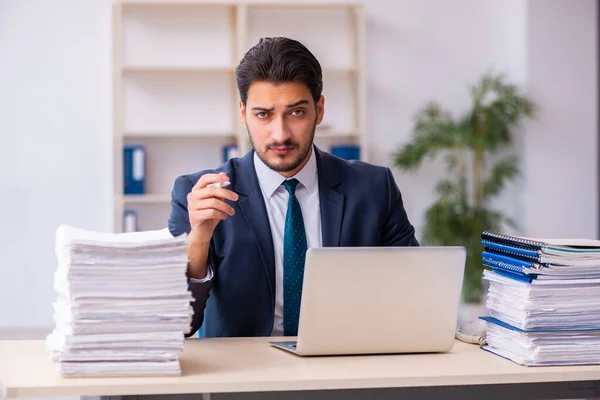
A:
[168,146,419,338]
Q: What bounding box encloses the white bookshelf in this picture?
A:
[112,1,366,232]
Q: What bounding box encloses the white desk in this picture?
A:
[2,338,600,400]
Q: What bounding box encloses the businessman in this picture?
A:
[168,37,419,338]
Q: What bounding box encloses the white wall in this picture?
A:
[364,0,528,235]
[0,0,113,327]
[0,0,595,328]
[523,0,598,238]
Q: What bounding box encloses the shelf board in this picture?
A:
[315,130,359,138]
[248,3,361,10]
[123,66,234,74]
[120,194,171,204]
[120,2,237,8]
[123,131,236,139]
[123,66,355,76]
[119,1,359,9]
[323,67,358,74]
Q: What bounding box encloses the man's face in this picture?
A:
[240,81,325,177]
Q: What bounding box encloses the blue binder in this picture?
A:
[123,145,145,195]
[222,145,240,163]
[331,145,360,160]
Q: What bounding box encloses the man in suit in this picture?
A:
[168,37,419,339]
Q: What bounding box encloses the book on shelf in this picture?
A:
[123,209,138,233]
[331,145,360,160]
[222,144,239,163]
[123,145,146,195]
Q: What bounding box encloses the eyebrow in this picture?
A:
[251,99,310,112]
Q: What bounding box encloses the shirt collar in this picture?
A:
[253,145,318,199]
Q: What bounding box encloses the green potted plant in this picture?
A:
[393,73,537,303]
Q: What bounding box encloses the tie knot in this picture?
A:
[282,178,299,195]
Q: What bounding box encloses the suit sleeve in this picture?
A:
[381,168,420,246]
[168,175,213,338]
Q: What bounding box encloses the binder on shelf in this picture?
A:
[123,209,138,233]
[331,145,360,160]
[222,144,240,163]
[123,145,146,195]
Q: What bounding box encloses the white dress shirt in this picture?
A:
[192,147,322,336]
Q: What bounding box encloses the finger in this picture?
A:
[190,209,228,224]
[190,198,236,217]
[193,172,229,191]
[188,186,238,202]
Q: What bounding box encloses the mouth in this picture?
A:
[269,145,295,156]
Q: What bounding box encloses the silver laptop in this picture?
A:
[270,246,466,356]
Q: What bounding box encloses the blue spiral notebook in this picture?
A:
[481,240,541,261]
[481,231,600,252]
[482,251,541,274]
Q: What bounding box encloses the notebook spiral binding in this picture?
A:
[481,231,547,249]
[482,257,526,275]
[483,245,540,262]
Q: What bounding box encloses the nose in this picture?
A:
[271,116,292,143]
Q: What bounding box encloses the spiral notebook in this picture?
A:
[481,232,600,266]
[481,251,541,277]
[481,231,600,251]
[481,240,540,261]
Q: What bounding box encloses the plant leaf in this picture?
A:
[393,102,460,170]
[467,72,538,153]
[483,155,519,199]
[434,179,457,198]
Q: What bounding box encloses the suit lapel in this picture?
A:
[315,147,345,247]
[235,152,275,301]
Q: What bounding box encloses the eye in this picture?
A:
[291,109,305,116]
[255,112,268,118]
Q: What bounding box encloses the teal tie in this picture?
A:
[282,178,308,336]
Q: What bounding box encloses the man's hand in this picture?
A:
[187,172,238,244]
[186,172,238,280]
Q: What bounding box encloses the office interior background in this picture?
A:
[0,0,597,338]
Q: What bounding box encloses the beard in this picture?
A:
[248,121,316,173]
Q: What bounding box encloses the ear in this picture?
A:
[239,100,247,129]
[315,95,325,125]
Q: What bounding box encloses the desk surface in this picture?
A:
[2,338,600,398]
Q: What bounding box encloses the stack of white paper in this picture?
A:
[483,270,600,331]
[482,316,600,366]
[482,269,600,365]
[46,225,192,377]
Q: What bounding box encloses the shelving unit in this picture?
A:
[112,1,366,232]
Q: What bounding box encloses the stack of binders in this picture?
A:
[480,231,600,366]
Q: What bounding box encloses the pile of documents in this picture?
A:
[480,231,600,365]
[46,225,192,377]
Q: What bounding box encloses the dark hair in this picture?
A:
[235,37,323,106]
